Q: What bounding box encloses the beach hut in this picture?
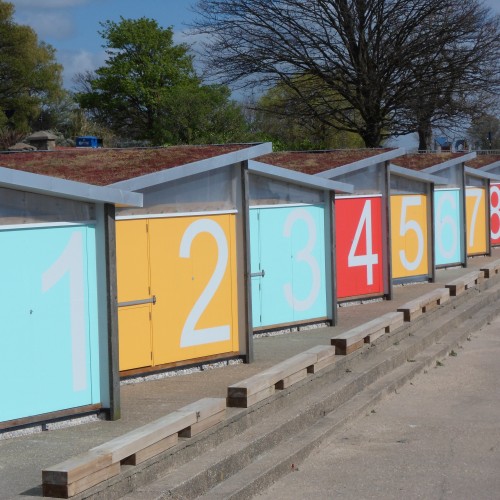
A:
[469,155,500,247]
[0,163,141,431]
[246,160,352,331]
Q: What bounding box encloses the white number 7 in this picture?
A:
[466,188,482,248]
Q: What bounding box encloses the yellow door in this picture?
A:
[149,215,239,365]
[116,219,153,371]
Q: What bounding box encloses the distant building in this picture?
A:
[26,131,57,151]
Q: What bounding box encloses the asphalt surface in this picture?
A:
[0,249,499,499]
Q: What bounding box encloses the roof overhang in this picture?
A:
[315,148,406,179]
[0,166,143,206]
[248,160,353,194]
[390,164,447,184]
[464,166,500,182]
[110,142,273,191]
[480,160,500,175]
[422,152,477,175]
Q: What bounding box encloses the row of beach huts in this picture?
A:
[1,142,500,432]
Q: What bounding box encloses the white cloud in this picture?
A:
[17,11,75,40]
[59,49,107,89]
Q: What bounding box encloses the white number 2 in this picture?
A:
[399,197,424,271]
[348,200,378,285]
[283,209,321,312]
[42,231,86,392]
[179,219,230,347]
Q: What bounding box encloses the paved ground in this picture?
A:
[0,249,498,499]
[257,313,500,500]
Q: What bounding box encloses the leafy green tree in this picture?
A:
[0,1,63,134]
[76,17,249,145]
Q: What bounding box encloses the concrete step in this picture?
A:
[119,281,500,500]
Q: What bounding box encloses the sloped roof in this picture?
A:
[391,152,469,171]
[256,149,395,175]
[466,154,500,169]
[0,144,253,186]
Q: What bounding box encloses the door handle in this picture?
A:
[118,295,156,307]
[250,270,265,278]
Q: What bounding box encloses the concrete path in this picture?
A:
[257,314,500,500]
[0,249,499,499]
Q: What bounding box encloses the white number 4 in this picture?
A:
[348,200,379,285]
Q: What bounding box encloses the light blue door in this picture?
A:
[0,225,100,423]
[434,189,462,266]
[250,205,327,328]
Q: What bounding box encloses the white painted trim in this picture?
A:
[335,194,383,200]
[0,220,96,231]
[249,203,325,209]
[116,209,238,221]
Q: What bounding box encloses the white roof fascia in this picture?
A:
[315,148,406,179]
[248,160,353,194]
[423,152,477,175]
[480,160,500,174]
[389,164,447,184]
[0,166,143,206]
[109,142,273,191]
[464,166,500,181]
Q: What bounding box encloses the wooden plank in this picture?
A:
[305,345,336,373]
[481,259,500,278]
[331,337,365,356]
[275,368,308,390]
[42,451,112,486]
[178,398,225,422]
[90,410,197,463]
[42,462,120,498]
[178,409,225,438]
[120,434,178,466]
[263,352,317,383]
[227,385,275,408]
[227,371,278,399]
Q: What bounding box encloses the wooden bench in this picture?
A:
[445,270,484,296]
[42,398,225,498]
[227,345,336,408]
[480,259,500,279]
[397,288,450,322]
[330,311,404,355]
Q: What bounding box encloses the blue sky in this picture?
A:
[10,0,500,93]
[10,0,199,89]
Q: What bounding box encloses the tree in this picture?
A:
[75,17,249,145]
[400,1,500,150]
[0,1,63,134]
[468,114,500,150]
[193,0,500,148]
[253,77,365,150]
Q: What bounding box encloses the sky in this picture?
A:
[10,0,199,90]
[9,0,500,148]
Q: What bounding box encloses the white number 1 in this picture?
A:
[42,231,86,392]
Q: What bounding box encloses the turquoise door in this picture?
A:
[0,225,100,423]
[250,205,327,328]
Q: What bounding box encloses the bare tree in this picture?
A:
[193,0,500,148]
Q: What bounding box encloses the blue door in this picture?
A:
[250,205,328,328]
[0,225,100,423]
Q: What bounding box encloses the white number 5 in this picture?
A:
[399,197,424,271]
